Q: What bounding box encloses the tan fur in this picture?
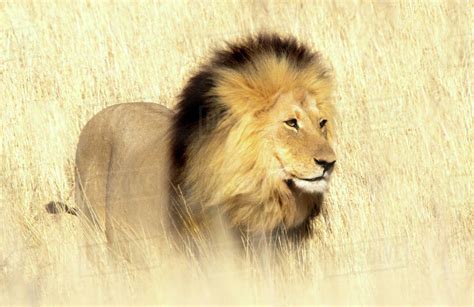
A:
[76,103,174,255]
[75,35,336,252]
[213,54,335,138]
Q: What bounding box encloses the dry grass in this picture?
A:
[0,0,472,304]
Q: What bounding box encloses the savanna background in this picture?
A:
[0,0,472,304]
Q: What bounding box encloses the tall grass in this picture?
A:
[0,0,472,304]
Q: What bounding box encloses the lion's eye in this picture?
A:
[319,119,328,129]
[284,118,299,129]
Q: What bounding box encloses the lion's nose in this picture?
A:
[314,159,336,172]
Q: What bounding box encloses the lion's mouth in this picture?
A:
[295,175,325,182]
[285,172,331,194]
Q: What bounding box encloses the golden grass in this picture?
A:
[0,0,472,304]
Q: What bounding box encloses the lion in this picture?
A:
[74,33,336,254]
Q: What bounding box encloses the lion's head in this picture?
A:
[172,34,336,237]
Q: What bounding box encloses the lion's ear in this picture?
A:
[270,89,283,103]
[254,89,284,118]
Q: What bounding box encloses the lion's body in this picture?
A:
[76,103,174,248]
[75,34,337,253]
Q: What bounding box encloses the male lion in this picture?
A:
[75,34,336,253]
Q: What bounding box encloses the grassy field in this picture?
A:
[0,0,472,304]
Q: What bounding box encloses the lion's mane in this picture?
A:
[170,33,334,238]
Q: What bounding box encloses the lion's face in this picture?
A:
[263,89,336,194]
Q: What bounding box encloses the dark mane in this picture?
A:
[171,33,319,181]
[213,33,317,69]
